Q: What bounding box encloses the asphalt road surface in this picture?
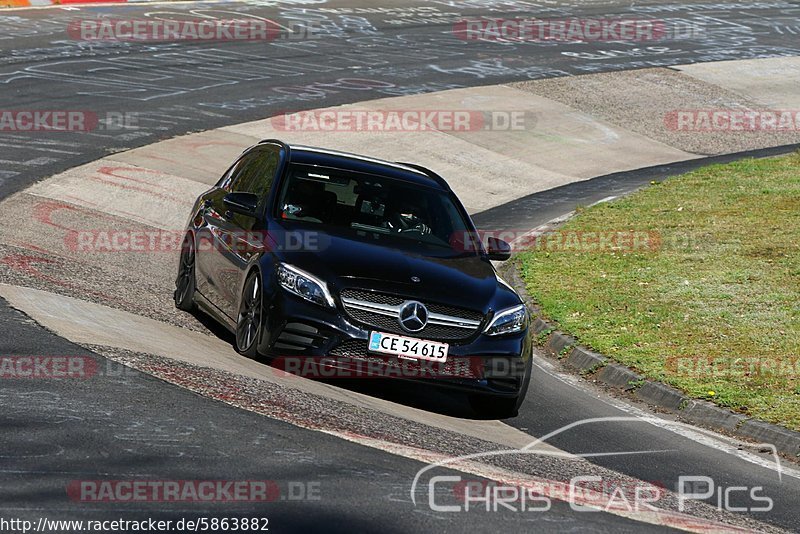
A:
[3,0,800,198]
[2,300,678,533]
[2,0,800,532]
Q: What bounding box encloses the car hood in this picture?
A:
[272,226,511,312]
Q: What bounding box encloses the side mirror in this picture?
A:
[486,236,512,261]
[223,192,259,217]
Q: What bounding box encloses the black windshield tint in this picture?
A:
[276,164,478,257]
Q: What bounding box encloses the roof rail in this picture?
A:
[256,140,449,189]
[258,138,290,154]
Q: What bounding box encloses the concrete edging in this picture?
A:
[502,260,800,458]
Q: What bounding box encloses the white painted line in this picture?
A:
[533,357,800,482]
[506,211,575,250]
[589,195,618,206]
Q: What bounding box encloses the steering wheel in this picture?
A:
[393,212,431,235]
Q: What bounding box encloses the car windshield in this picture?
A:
[276,163,479,258]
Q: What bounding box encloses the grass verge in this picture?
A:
[519,152,800,431]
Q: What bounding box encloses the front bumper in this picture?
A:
[263,291,532,397]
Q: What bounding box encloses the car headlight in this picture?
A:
[277,263,334,308]
[484,304,528,336]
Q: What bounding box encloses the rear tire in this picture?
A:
[174,235,196,311]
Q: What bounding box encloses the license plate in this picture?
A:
[368,331,448,363]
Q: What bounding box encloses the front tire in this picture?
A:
[236,271,264,359]
[174,235,196,311]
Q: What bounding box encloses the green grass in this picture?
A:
[519,153,800,431]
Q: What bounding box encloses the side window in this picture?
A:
[227,151,260,193]
[219,157,248,192]
[230,146,280,200]
[242,151,279,199]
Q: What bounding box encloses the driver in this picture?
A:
[387,197,431,235]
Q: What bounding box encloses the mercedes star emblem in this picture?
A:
[398,301,428,332]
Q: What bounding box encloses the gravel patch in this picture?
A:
[513,68,800,155]
[0,192,205,333]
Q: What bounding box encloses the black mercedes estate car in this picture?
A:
[175,140,532,417]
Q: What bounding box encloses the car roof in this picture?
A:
[260,140,450,191]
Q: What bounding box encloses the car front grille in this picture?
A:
[339,288,484,342]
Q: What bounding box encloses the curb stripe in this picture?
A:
[4,0,129,6]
